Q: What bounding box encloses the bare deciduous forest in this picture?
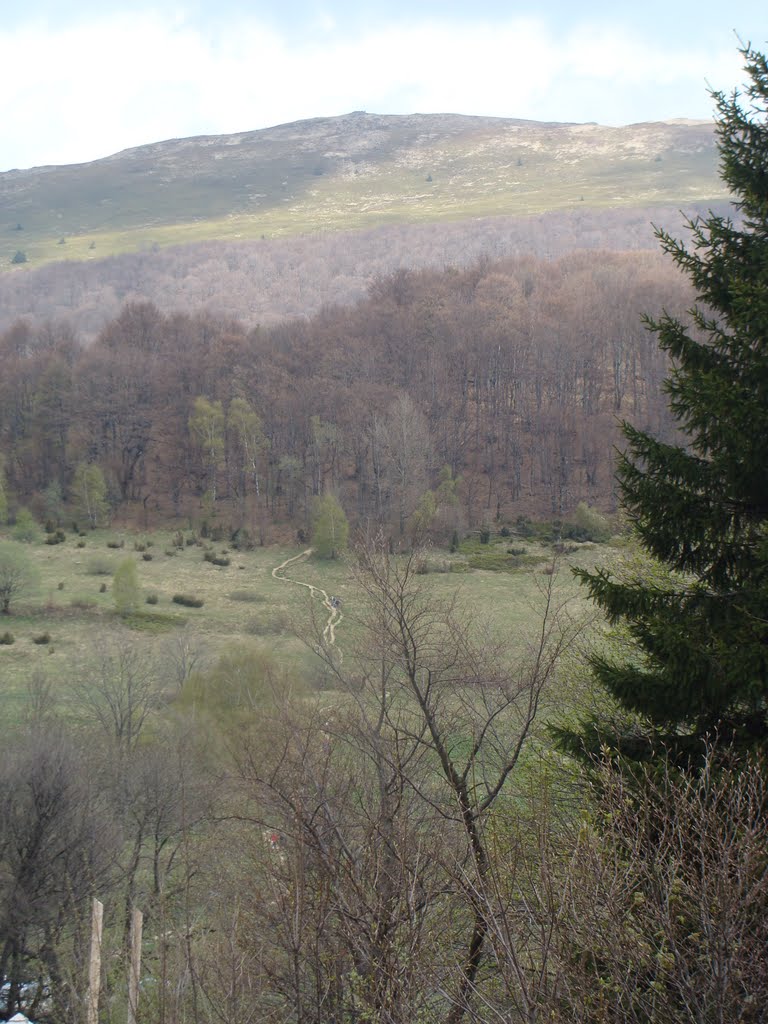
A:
[0,203,725,339]
[0,247,694,534]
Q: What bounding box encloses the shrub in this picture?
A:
[99,583,107,593]
[479,526,491,544]
[86,556,112,575]
[164,548,176,557]
[0,631,15,645]
[106,540,124,549]
[230,527,254,551]
[562,502,612,543]
[12,507,40,543]
[76,540,85,549]
[0,541,39,613]
[133,542,146,552]
[57,582,64,590]
[32,632,51,644]
[172,594,204,608]
[45,529,66,545]
[211,556,230,567]
[142,552,153,561]
[113,558,140,615]
[146,593,159,605]
[515,516,535,538]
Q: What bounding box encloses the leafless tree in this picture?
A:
[228,537,581,1024]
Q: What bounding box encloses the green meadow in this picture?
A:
[0,525,615,722]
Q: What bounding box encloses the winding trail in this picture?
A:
[272,548,344,651]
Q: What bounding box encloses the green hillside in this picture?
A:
[0,112,726,268]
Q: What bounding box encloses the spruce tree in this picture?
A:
[563,47,768,765]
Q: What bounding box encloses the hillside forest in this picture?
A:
[0,247,693,537]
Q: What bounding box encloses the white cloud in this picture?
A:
[0,11,743,169]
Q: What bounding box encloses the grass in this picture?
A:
[0,524,616,721]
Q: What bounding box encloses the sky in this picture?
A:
[1,1,765,171]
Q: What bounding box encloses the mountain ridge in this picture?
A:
[1,111,726,269]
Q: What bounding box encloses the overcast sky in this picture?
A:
[1,1,765,171]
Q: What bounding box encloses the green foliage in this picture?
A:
[562,503,612,543]
[112,558,140,615]
[172,593,205,608]
[12,507,40,543]
[0,542,38,614]
[563,47,768,766]
[86,556,113,576]
[72,461,109,528]
[311,493,349,559]
[32,632,51,645]
[0,631,15,644]
[189,396,225,502]
[179,647,298,724]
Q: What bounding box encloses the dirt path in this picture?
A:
[272,548,343,650]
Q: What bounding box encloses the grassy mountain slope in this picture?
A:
[0,112,724,268]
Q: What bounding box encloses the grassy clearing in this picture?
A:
[0,525,617,720]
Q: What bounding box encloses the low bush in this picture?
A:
[172,594,204,608]
[145,593,159,605]
[32,632,51,645]
[212,556,230,567]
[99,583,107,593]
[561,502,613,543]
[77,540,86,548]
[142,552,153,561]
[0,632,15,645]
[45,529,66,545]
[86,556,113,575]
[230,527,255,551]
[106,540,124,549]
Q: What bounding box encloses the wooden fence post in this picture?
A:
[86,898,104,1024]
[128,908,143,1024]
